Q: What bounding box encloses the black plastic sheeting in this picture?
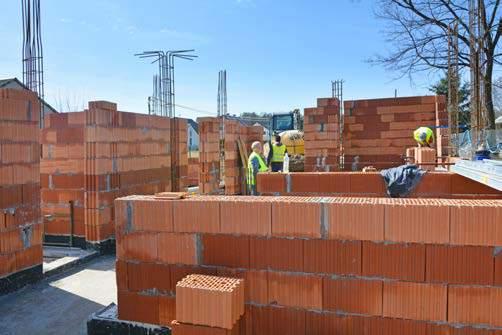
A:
[380,165,426,198]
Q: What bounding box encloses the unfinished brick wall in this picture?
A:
[187,157,199,187]
[342,95,448,170]
[257,171,502,199]
[0,89,42,291]
[197,117,262,195]
[115,195,502,334]
[304,98,340,172]
[41,101,187,248]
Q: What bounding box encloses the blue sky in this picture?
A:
[0,0,440,119]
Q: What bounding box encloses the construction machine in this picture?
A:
[268,110,305,171]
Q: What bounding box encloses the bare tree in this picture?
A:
[372,0,502,129]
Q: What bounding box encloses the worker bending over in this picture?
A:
[269,135,287,172]
[247,141,268,195]
[413,127,434,148]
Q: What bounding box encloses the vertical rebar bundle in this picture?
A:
[469,0,488,154]
[135,49,197,190]
[21,0,44,127]
[217,70,227,180]
[332,80,344,170]
[447,21,460,156]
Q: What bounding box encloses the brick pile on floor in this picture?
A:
[303,98,340,172]
[114,194,502,334]
[256,171,502,199]
[0,88,43,290]
[342,95,448,170]
[171,274,244,334]
[41,100,187,248]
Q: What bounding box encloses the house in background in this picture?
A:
[186,118,199,151]
[0,78,58,117]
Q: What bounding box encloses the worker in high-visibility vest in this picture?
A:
[269,135,287,172]
[413,127,435,147]
[247,141,268,195]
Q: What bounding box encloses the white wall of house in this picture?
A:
[188,124,199,150]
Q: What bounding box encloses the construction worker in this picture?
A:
[269,135,287,172]
[247,141,268,195]
[413,127,435,147]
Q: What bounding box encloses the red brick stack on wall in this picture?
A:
[0,88,42,292]
[256,171,502,199]
[303,98,341,172]
[41,101,187,249]
[198,117,262,195]
[172,118,189,192]
[342,95,448,170]
[197,117,221,195]
[115,195,502,334]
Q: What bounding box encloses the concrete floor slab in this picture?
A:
[0,255,116,335]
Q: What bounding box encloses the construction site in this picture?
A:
[1,1,502,335]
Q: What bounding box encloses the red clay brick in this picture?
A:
[158,233,199,265]
[267,271,322,309]
[306,312,365,335]
[217,268,269,305]
[132,198,173,232]
[450,202,502,246]
[304,239,361,275]
[448,285,492,326]
[349,173,386,195]
[118,291,160,325]
[202,235,250,268]
[127,262,171,293]
[170,320,239,335]
[117,232,158,262]
[328,198,384,241]
[426,245,494,285]
[249,305,306,335]
[220,199,271,236]
[495,250,502,286]
[173,199,220,233]
[384,199,449,244]
[170,265,217,292]
[362,241,425,281]
[159,296,176,327]
[256,173,286,194]
[272,198,321,238]
[323,277,383,315]
[383,281,447,322]
[318,172,351,194]
[250,237,303,272]
[290,173,320,193]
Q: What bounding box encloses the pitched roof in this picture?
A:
[0,77,58,113]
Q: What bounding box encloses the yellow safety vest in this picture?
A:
[413,127,434,145]
[271,143,286,163]
[247,152,268,186]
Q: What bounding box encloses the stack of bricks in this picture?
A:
[198,117,262,195]
[415,147,437,171]
[41,100,187,249]
[303,98,340,172]
[171,274,244,334]
[172,118,189,192]
[256,171,502,199]
[115,194,502,334]
[187,156,199,187]
[41,112,86,246]
[342,95,448,170]
[197,117,221,195]
[0,88,42,293]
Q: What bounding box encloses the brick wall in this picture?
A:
[342,95,448,170]
[197,117,262,195]
[187,157,199,187]
[41,101,187,246]
[256,171,501,199]
[115,195,502,334]
[304,98,340,172]
[0,89,42,283]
